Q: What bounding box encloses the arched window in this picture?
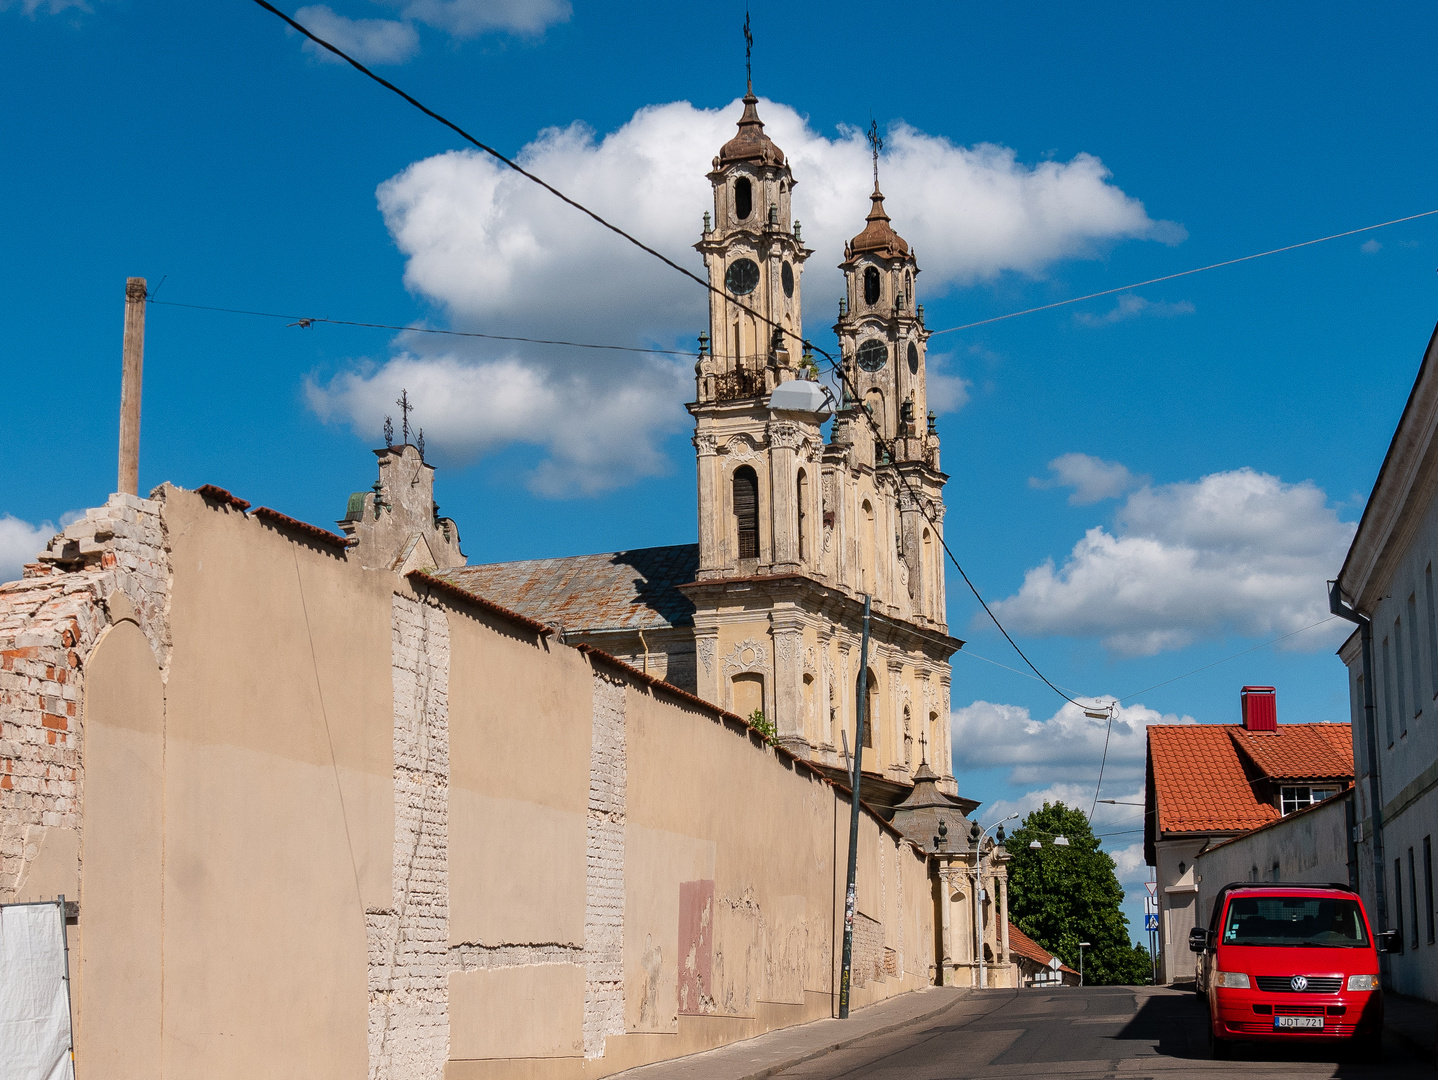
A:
[796,469,809,561]
[903,704,913,767]
[927,711,939,765]
[860,499,876,593]
[733,466,759,559]
[864,266,881,305]
[922,528,934,617]
[735,177,753,220]
[856,668,879,749]
[732,672,763,718]
[802,673,815,741]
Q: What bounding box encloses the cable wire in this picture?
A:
[926,209,1438,338]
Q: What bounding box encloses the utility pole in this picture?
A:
[838,594,871,1019]
[118,277,147,495]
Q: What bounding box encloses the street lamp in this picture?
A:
[974,813,1017,990]
[1079,942,1092,987]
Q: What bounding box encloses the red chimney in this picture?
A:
[1241,686,1277,731]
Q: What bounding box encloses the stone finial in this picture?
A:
[340,444,465,573]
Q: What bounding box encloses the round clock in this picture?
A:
[726,258,760,296]
[856,339,888,372]
[781,261,794,298]
[908,342,919,374]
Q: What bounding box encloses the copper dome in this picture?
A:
[847,185,910,261]
[718,87,786,168]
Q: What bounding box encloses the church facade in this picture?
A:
[436,89,962,806]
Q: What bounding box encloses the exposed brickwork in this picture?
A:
[369,593,451,1080]
[0,491,169,900]
[584,675,627,1058]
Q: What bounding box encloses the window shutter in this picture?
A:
[734,469,759,559]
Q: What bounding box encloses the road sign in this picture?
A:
[1145,913,1159,932]
[1144,881,1157,898]
[1048,957,1062,971]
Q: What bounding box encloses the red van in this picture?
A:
[1189,883,1400,1059]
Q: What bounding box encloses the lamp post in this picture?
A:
[1079,942,1092,987]
[974,814,1017,989]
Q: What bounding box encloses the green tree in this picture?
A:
[1006,802,1152,985]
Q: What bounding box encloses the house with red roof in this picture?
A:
[1007,921,1080,987]
[1145,686,1353,983]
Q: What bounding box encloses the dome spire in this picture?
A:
[716,17,786,170]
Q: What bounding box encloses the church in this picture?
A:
[431,86,964,809]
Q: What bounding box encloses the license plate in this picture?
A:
[1275,1016,1324,1030]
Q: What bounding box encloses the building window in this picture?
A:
[1397,617,1410,736]
[1280,786,1339,815]
[1412,847,1421,949]
[1428,565,1438,701]
[733,466,759,559]
[860,499,876,594]
[856,668,878,750]
[1384,636,1397,747]
[1411,593,1424,719]
[734,177,752,221]
[1425,836,1434,945]
[864,266,881,305]
[1395,859,1406,952]
[796,469,809,562]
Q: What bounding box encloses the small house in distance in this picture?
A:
[1145,687,1353,984]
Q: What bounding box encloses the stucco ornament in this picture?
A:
[766,420,804,450]
[723,433,762,464]
[697,636,717,678]
[775,631,801,666]
[723,637,770,676]
[693,433,718,457]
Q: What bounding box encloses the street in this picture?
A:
[772,987,1433,1080]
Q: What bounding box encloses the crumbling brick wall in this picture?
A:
[0,491,169,900]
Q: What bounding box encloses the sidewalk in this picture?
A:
[1386,992,1437,1062]
[609,986,972,1080]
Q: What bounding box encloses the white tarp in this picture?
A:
[0,902,75,1080]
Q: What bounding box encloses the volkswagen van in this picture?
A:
[1189,883,1400,1059]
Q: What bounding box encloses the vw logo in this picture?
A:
[1291,976,1309,992]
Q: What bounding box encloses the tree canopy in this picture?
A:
[1005,801,1152,985]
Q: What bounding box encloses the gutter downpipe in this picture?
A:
[1329,579,1390,985]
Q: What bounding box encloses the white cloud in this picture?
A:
[990,468,1356,656]
[295,5,419,65]
[325,98,1182,491]
[952,698,1194,786]
[1074,293,1194,325]
[390,0,570,37]
[924,352,971,414]
[1361,239,1382,255]
[0,515,56,584]
[1030,452,1148,505]
[1,0,91,14]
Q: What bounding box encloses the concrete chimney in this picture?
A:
[118,276,146,495]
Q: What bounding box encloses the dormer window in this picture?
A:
[1280,786,1339,815]
[735,178,753,221]
[864,267,881,305]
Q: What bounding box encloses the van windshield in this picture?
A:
[1222,896,1369,948]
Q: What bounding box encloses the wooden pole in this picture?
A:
[118,277,146,495]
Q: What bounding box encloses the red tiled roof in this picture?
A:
[1008,922,1077,974]
[433,545,698,633]
[1147,723,1353,836]
[1231,723,1353,781]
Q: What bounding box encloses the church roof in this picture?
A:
[432,543,699,633]
[846,185,910,262]
[718,87,786,168]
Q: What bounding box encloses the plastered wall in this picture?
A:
[14,484,936,1080]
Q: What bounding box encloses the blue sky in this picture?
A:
[5,1,1438,940]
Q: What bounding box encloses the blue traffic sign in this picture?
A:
[1144,913,1159,932]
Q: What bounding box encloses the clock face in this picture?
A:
[726,258,760,296]
[856,339,888,372]
[781,261,794,298]
[908,342,919,374]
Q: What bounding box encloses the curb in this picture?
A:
[631,989,973,1080]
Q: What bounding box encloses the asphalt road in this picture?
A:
[771,986,1433,1080]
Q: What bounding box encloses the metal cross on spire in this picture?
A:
[396,388,413,445]
[867,119,883,190]
[743,9,753,89]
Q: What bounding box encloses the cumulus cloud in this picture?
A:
[990,468,1356,656]
[0,515,56,583]
[952,698,1194,786]
[1,0,91,13]
[1361,239,1382,255]
[315,98,1182,491]
[1030,452,1148,505]
[1074,293,1194,326]
[389,0,570,37]
[924,352,971,414]
[295,5,419,65]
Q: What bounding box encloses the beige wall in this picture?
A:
[57,485,936,1080]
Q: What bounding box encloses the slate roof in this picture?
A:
[1008,922,1077,975]
[432,544,699,633]
[1147,723,1354,837]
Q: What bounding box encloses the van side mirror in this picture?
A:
[1188,927,1211,953]
[1379,929,1403,954]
